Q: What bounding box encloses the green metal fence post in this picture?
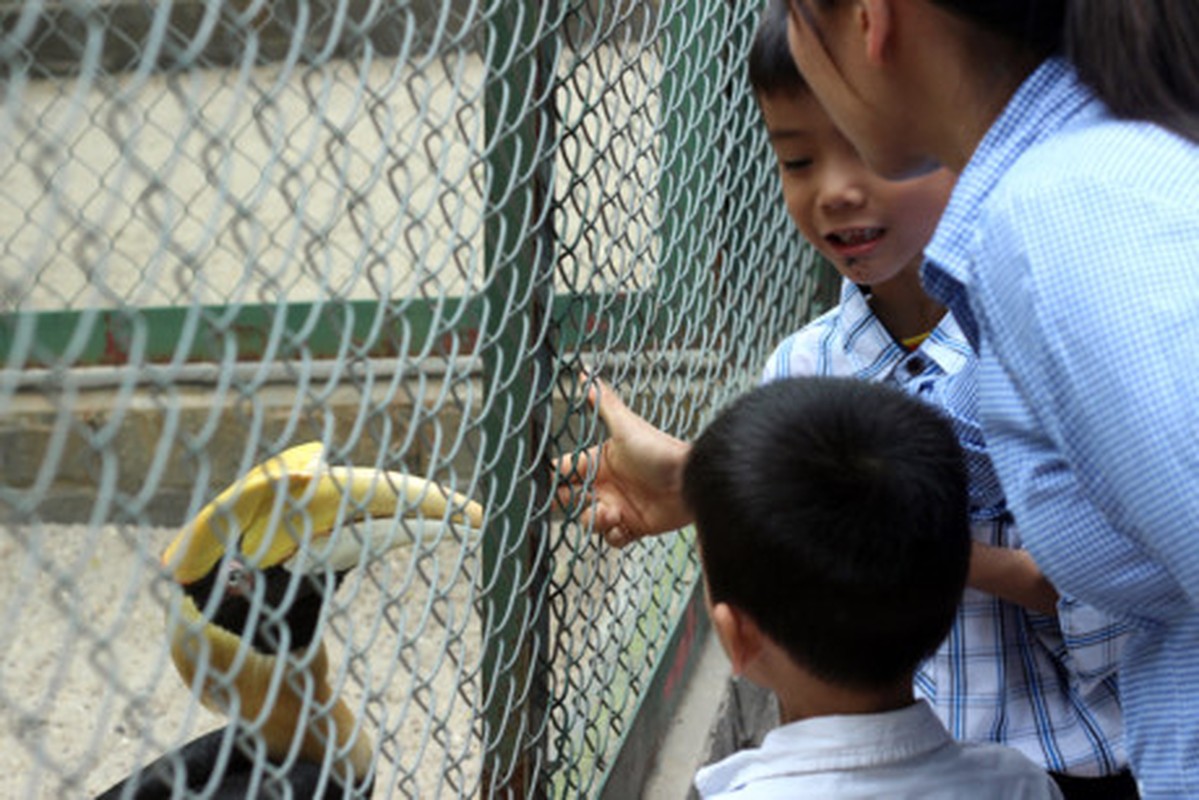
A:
[652,0,729,344]
[594,2,730,795]
[479,1,558,796]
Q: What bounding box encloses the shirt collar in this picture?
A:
[834,280,893,366]
[694,700,953,796]
[835,281,971,377]
[922,58,1095,345]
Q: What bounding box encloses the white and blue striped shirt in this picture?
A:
[762,280,1129,778]
[923,57,1199,799]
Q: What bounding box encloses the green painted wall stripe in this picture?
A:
[0,293,645,368]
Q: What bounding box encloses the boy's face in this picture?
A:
[759,88,954,288]
[785,0,939,180]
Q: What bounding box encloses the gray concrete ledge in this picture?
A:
[639,635,779,800]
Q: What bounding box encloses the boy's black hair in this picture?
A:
[748,0,807,97]
[683,376,970,690]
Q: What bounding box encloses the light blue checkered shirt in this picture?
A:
[762,280,1129,777]
[923,57,1199,798]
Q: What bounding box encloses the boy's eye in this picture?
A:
[781,158,812,172]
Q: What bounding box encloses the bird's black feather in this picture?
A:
[183,563,346,654]
[95,562,361,798]
[94,725,370,799]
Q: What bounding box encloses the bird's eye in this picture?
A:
[223,559,255,597]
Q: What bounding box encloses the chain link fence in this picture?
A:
[0,1,835,797]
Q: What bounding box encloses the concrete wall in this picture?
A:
[2,365,490,525]
[4,0,663,76]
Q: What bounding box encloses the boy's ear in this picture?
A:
[857,0,893,66]
[710,602,766,676]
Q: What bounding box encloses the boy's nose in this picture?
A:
[818,178,867,212]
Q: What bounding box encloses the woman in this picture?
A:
[783,2,1199,797]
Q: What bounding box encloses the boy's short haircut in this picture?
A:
[748,0,808,97]
[683,377,971,689]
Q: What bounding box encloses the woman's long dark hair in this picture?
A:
[806,0,1067,54]
[928,0,1199,142]
[930,0,1066,56]
[1066,0,1199,143]
[802,0,1199,142]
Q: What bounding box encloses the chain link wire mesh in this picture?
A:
[0,1,836,797]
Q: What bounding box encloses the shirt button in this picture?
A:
[905,357,925,376]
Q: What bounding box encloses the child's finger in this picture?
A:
[605,525,635,548]
[570,498,623,539]
[572,503,607,537]
[554,481,595,515]
[580,370,630,433]
[552,445,599,483]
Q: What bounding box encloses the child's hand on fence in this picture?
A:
[554,373,694,547]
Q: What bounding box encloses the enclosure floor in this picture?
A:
[1,523,483,799]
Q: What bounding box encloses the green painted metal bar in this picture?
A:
[0,293,643,368]
[652,0,729,347]
[478,0,558,796]
[596,573,711,800]
[0,300,418,368]
[588,1,739,794]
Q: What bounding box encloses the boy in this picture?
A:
[558,2,1134,795]
[683,376,1062,799]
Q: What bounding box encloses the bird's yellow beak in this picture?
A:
[162,442,484,585]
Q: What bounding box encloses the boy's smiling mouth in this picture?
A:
[826,226,886,257]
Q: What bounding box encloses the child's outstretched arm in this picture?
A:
[554,374,693,547]
[968,542,1059,616]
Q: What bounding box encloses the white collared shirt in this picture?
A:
[694,700,1063,799]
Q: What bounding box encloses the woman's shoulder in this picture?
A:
[979,118,1199,264]
[1008,113,1199,203]
[976,112,1199,317]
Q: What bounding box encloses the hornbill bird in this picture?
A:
[96,442,484,799]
